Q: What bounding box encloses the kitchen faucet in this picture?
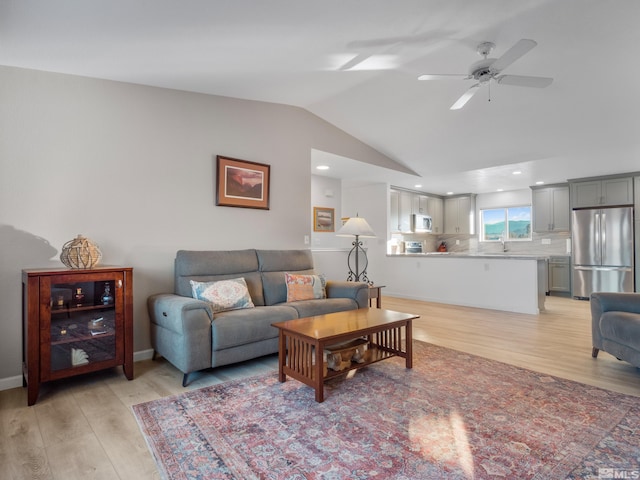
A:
[499,235,508,252]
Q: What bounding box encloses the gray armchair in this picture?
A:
[591,292,640,368]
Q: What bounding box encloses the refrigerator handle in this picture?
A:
[595,212,601,265]
[601,211,606,262]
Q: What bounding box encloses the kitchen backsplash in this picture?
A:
[395,231,571,256]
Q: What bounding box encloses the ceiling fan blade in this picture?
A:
[418,73,468,81]
[450,84,480,110]
[490,39,537,72]
[496,74,553,88]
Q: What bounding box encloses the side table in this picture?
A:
[369,285,385,308]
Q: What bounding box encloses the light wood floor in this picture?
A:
[2,295,639,479]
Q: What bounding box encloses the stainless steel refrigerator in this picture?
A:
[571,206,634,299]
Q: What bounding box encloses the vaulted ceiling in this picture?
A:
[2,0,639,194]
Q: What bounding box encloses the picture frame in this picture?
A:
[313,207,335,232]
[216,155,270,210]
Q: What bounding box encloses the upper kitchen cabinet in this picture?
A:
[390,190,413,233]
[531,184,570,232]
[427,196,444,233]
[413,195,428,214]
[444,194,476,234]
[570,176,633,208]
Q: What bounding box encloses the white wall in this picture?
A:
[0,66,401,386]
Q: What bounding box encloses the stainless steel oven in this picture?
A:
[405,241,423,253]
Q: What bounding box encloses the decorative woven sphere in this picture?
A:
[60,235,102,269]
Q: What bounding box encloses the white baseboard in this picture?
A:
[1,348,157,392]
[134,348,155,362]
[0,375,23,391]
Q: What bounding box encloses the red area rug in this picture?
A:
[133,341,640,479]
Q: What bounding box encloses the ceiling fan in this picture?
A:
[418,39,553,110]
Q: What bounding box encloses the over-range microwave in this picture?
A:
[411,214,432,233]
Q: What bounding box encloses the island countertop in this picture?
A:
[388,252,549,260]
[383,252,548,314]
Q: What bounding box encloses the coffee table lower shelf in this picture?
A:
[273,309,416,402]
[284,344,398,382]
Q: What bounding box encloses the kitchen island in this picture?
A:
[385,252,548,314]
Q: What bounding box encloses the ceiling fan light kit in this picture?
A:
[418,38,554,110]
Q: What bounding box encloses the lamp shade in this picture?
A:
[336,216,376,238]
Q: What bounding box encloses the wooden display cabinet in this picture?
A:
[22,266,133,405]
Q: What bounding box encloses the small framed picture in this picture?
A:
[216,155,270,210]
[313,207,335,232]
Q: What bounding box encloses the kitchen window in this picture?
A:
[480,206,532,242]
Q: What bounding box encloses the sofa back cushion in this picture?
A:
[257,249,315,305]
[174,250,265,306]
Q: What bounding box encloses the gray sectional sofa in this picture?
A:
[147,249,369,385]
[591,292,640,369]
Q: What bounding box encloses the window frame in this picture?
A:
[480,205,532,242]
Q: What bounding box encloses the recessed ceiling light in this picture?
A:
[536,181,545,185]
[316,165,330,170]
[497,188,504,192]
[446,192,454,195]
[414,184,422,188]
[512,171,522,175]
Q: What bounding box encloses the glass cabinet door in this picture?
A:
[42,273,124,379]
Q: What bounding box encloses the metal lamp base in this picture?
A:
[346,236,371,284]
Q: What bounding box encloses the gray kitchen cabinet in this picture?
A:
[390,190,399,232]
[390,190,412,233]
[548,256,571,294]
[427,196,444,233]
[415,195,428,214]
[570,177,633,208]
[444,195,476,234]
[532,185,570,232]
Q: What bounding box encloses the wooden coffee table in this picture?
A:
[272,308,418,402]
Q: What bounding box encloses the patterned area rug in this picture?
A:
[133,341,640,479]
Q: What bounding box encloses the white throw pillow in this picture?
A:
[190,278,255,313]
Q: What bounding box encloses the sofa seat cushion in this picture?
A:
[600,311,640,347]
[279,298,359,319]
[211,305,298,351]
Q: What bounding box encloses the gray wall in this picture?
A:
[0,66,400,385]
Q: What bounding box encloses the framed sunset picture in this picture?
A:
[216,155,270,210]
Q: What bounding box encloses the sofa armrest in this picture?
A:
[325,281,370,308]
[591,292,640,318]
[147,293,213,335]
[147,293,215,377]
